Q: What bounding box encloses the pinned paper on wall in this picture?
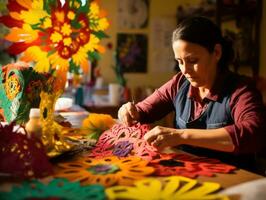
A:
[90,123,159,160]
[149,153,236,178]
[106,176,229,200]
[55,156,154,187]
[0,178,105,200]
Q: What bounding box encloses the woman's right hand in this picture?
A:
[118,102,140,126]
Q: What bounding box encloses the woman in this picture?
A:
[118,16,266,171]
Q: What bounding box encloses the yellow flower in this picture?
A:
[98,18,109,31]
[106,176,229,200]
[43,17,52,29]
[20,46,50,72]
[84,34,100,52]
[89,2,100,17]
[55,10,65,23]
[67,11,75,20]
[81,113,115,140]
[63,37,72,46]
[50,32,63,43]
[61,23,72,36]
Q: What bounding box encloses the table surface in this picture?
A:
[0,109,264,197]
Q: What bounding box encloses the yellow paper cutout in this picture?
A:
[39,91,72,157]
[106,176,229,200]
[55,156,154,187]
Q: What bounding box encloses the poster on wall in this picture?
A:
[116,33,147,73]
[150,17,177,73]
[117,0,149,29]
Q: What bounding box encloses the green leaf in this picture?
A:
[94,31,109,39]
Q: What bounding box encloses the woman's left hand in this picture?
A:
[144,126,185,151]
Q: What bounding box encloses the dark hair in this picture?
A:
[172,16,234,70]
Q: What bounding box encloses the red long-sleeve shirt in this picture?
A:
[136,71,266,154]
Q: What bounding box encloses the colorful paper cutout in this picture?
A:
[55,156,154,187]
[0,63,46,123]
[81,113,116,140]
[0,178,105,200]
[91,123,159,160]
[106,176,229,200]
[0,0,109,75]
[0,122,52,179]
[149,153,236,178]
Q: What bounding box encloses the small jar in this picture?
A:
[25,108,42,139]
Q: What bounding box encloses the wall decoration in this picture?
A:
[90,123,159,161]
[55,156,154,187]
[106,176,229,200]
[0,178,106,200]
[149,153,236,178]
[117,0,149,29]
[117,34,147,73]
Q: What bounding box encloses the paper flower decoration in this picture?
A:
[91,123,159,160]
[0,63,46,123]
[106,176,229,200]
[81,113,116,140]
[0,178,106,200]
[149,153,236,178]
[0,0,109,74]
[55,156,154,187]
[0,122,52,179]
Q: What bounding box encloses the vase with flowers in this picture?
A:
[0,0,109,156]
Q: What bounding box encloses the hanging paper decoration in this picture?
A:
[55,156,154,187]
[0,122,52,179]
[149,153,236,178]
[81,113,116,140]
[0,178,106,200]
[0,0,109,75]
[91,123,159,160]
[106,176,229,200]
[0,63,46,124]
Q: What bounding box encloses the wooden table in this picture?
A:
[0,110,264,199]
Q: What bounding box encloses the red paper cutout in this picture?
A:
[149,153,236,178]
[90,123,159,160]
[0,122,53,179]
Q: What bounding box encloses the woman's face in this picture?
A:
[172,39,221,88]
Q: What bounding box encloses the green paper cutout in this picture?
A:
[0,178,106,200]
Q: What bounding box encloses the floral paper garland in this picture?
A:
[149,153,236,178]
[55,156,154,187]
[106,176,229,200]
[0,178,105,200]
[91,123,159,160]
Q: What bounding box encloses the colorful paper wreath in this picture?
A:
[0,178,106,200]
[90,123,159,160]
[149,153,236,178]
[55,156,154,187]
[106,176,229,200]
[0,0,109,75]
[0,122,53,179]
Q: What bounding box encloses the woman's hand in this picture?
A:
[118,102,140,126]
[144,126,185,151]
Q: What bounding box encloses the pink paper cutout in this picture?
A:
[90,123,159,160]
[149,153,236,178]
